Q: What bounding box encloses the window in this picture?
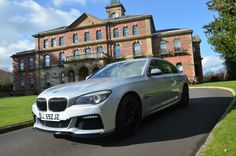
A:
[123,27,129,37]
[45,74,50,88]
[85,32,90,42]
[59,37,64,46]
[29,58,34,70]
[19,59,24,71]
[44,39,49,48]
[20,78,25,88]
[59,52,66,63]
[85,48,92,59]
[176,62,183,72]
[133,25,139,35]
[60,72,65,84]
[44,54,51,67]
[148,60,178,74]
[174,39,181,52]
[114,45,122,59]
[51,38,56,47]
[73,34,78,43]
[113,28,119,38]
[160,61,178,74]
[160,40,167,54]
[29,78,34,89]
[74,50,80,59]
[96,30,102,40]
[97,47,103,58]
[133,42,141,57]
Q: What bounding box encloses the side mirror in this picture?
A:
[150,68,162,76]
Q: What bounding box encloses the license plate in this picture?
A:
[39,113,60,121]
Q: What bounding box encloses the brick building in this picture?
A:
[12,0,203,95]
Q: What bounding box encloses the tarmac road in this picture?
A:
[0,88,233,156]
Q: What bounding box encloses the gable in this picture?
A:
[67,13,104,29]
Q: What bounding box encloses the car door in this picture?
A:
[143,59,172,114]
[158,61,182,104]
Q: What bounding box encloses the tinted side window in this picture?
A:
[148,60,162,73]
[160,61,178,74]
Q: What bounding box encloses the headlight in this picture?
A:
[75,90,112,105]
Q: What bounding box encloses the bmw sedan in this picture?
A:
[32,57,189,137]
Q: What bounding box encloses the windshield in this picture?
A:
[90,60,146,79]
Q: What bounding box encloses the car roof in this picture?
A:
[108,57,166,65]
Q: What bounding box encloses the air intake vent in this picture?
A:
[49,98,67,112]
[36,98,47,111]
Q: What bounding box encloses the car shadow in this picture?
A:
[58,96,233,147]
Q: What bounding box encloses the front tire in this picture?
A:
[116,94,142,138]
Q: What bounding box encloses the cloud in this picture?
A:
[0,0,81,71]
[52,0,107,7]
[202,56,225,75]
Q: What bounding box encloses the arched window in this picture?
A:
[174,39,181,52]
[97,47,103,58]
[133,42,141,57]
[133,25,139,35]
[113,28,119,38]
[176,62,183,72]
[20,78,25,88]
[68,70,75,82]
[29,78,34,88]
[85,48,92,59]
[73,34,78,43]
[123,27,129,37]
[85,32,90,42]
[45,74,50,88]
[19,59,24,71]
[44,54,51,67]
[59,37,64,46]
[60,72,65,83]
[44,39,48,48]
[51,38,56,47]
[160,40,167,54]
[74,50,80,59]
[29,57,34,70]
[114,45,121,59]
[96,30,102,40]
[59,52,66,63]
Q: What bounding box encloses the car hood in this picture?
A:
[38,76,142,99]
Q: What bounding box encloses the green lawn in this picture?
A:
[0,96,37,128]
[196,81,236,156]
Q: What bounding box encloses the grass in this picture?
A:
[0,96,37,128]
[196,81,236,156]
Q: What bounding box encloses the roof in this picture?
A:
[109,0,121,6]
[33,14,154,37]
[11,49,35,57]
[154,28,193,36]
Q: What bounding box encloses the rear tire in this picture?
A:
[116,94,142,138]
[179,84,189,107]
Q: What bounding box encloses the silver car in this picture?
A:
[32,57,189,137]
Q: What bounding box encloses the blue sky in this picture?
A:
[0,0,224,74]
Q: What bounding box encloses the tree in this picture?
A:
[204,0,236,79]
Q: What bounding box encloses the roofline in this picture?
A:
[33,14,153,37]
[11,49,35,58]
[153,28,193,37]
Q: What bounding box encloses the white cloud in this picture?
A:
[0,0,81,71]
[202,56,225,75]
[53,0,87,7]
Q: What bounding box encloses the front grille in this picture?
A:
[39,119,71,128]
[49,98,67,112]
[36,98,47,111]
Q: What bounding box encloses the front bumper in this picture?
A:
[32,98,119,135]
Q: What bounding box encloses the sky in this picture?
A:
[0,0,225,74]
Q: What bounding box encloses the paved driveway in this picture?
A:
[0,88,233,156]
